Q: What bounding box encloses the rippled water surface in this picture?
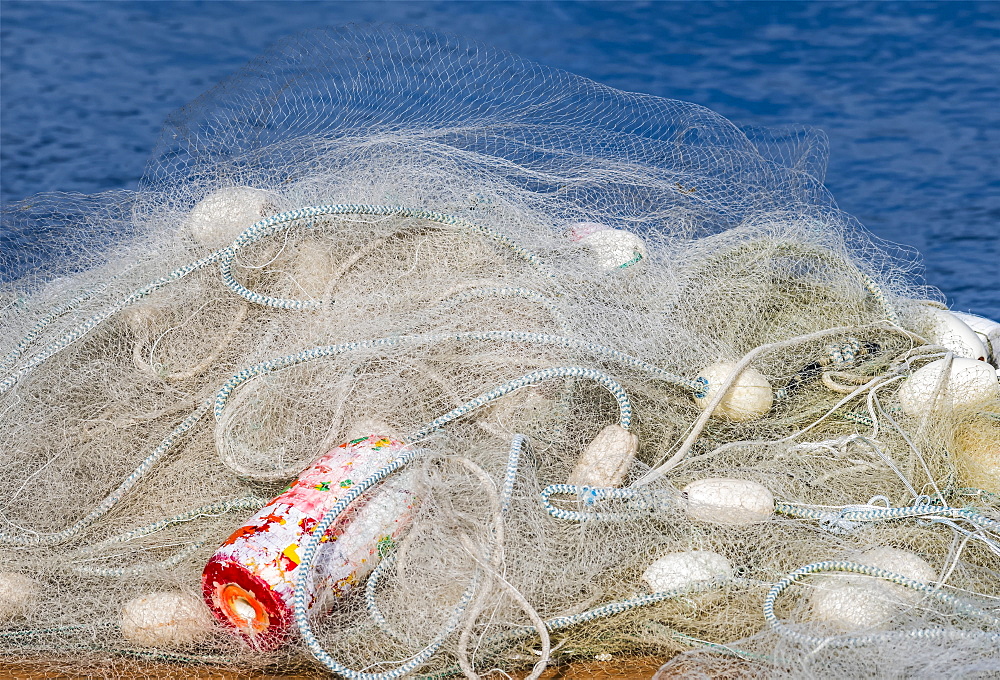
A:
[2,1,998,316]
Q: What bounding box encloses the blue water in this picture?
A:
[2,1,998,317]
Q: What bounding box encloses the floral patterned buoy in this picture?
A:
[202,435,417,649]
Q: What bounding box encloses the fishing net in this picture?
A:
[2,25,998,679]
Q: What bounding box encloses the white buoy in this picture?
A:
[568,424,639,488]
[682,478,774,525]
[810,579,897,631]
[642,550,733,593]
[0,572,39,622]
[855,546,936,603]
[916,306,987,361]
[182,186,275,248]
[693,362,773,421]
[896,357,1000,416]
[810,547,936,629]
[569,222,647,270]
[953,311,1000,367]
[120,592,213,647]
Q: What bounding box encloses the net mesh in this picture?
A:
[2,25,998,679]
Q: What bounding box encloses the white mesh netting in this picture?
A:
[1,25,998,679]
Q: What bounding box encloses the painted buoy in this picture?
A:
[182,186,274,248]
[642,551,733,593]
[952,416,1000,494]
[682,478,774,525]
[953,311,1000,367]
[693,362,773,421]
[568,424,639,488]
[896,357,1000,417]
[569,222,647,270]
[915,307,987,361]
[120,592,213,647]
[203,435,417,649]
[0,572,39,622]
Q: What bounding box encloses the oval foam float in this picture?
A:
[682,478,774,525]
[642,550,733,593]
[693,362,773,421]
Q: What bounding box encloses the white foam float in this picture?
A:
[810,547,936,630]
[693,362,773,421]
[642,550,733,593]
[682,478,774,525]
[0,572,39,622]
[896,356,1000,416]
[182,186,275,248]
[953,311,1000,367]
[120,591,213,647]
[567,424,639,488]
[915,306,987,361]
[952,415,1000,494]
[809,579,897,631]
[569,222,648,270]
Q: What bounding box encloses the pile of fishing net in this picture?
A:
[2,25,998,679]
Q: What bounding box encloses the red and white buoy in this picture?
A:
[202,435,417,649]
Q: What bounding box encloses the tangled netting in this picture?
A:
[2,25,999,680]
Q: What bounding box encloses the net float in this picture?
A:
[567,424,639,488]
[810,547,936,630]
[896,357,1000,417]
[202,435,417,649]
[952,311,1000,367]
[642,550,733,593]
[569,222,648,270]
[952,415,1000,494]
[120,591,213,648]
[693,362,773,421]
[915,306,987,362]
[682,478,774,525]
[183,186,275,248]
[0,572,39,622]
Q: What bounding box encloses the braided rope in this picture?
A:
[295,368,630,677]
[0,287,101,374]
[418,579,728,679]
[63,496,268,577]
[0,205,541,392]
[0,624,100,638]
[219,205,549,310]
[771,241,900,326]
[539,484,677,522]
[73,496,268,552]
[1,251,225,395]
[363,554,409,645]
[775,501,1000,534]
[763,560,1000,648]
[292,446,479,680]
[0,400,211,546]
[536,580,720,631]
[69,539,211,578]
[501,434,527,515]
[364,434,528,646]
